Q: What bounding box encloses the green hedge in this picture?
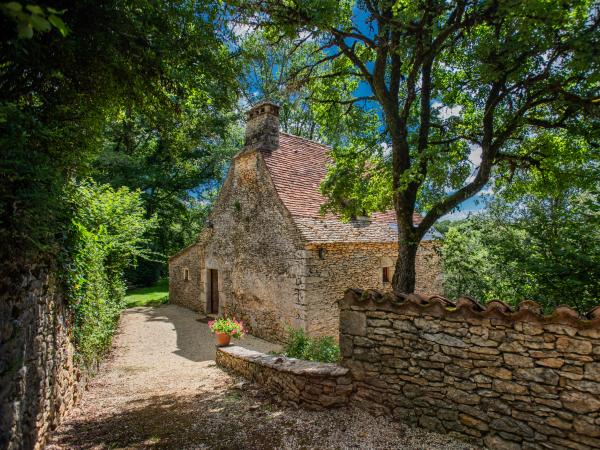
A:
[65,180,156,367]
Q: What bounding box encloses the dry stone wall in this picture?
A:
[168,243,204,312]
[339,289,600,450]
[0,264,81,450]
[303,241,443,338]
[216,346,352,408]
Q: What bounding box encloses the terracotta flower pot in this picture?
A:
[215,332,231,347]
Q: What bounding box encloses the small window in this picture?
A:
[183,267,190,281]
[382,267,390,283]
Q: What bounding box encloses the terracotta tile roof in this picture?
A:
[261,132,422,243]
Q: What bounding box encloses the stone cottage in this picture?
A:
[169,100,443,342]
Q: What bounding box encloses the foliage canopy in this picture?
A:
[443,189,600,314]
[233,0,600,292]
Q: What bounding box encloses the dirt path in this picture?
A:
[47,304,476,450]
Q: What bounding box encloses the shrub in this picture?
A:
[283,327,340,363]
[65,180,156,367]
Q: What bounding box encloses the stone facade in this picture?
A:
[339,289,600,449]
[169,101,444,342]
[168,243,203,312]
[0,265,81,450]
[170,149,307,341]
[304,241,442,337]
[216,346,352,409]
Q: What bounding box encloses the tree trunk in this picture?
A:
[392,239,419,294]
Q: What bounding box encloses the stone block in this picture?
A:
[339,334,354,358]
[484,434,521,450]
[481,367,513,380]
[490,417,534,440]
[498,341,527,353]
[446,387,480,405]
[561,390,600,413]
[418,415,445,433]
[339,310,366,336]
[422,333,468,348]
[493,379,528,395]
[514,368,559,386]
[574,416,600,437]
[504,353,534,367]
[459,413,489,431]
[536,358,564,369]
[392,320,418,333]
[566,379,600,395]
[584,362,600,382]
[556,337,592,355]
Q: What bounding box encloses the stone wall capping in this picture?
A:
[456,296,486,312]
[589,305,600,320]
[216,346,352,408]
[342,288,600,329]
[518,300,543,314]
[486,299,513,314]
[219,346,349,377]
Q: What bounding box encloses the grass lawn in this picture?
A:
[124,278,169,308]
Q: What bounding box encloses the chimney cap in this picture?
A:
[247,99,280,120]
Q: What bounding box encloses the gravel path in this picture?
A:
[47,304,477,450]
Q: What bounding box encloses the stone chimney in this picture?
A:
[244,100,280,151]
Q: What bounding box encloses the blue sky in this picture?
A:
[442,194,488,221]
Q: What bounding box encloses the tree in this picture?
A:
[1,0,238,263]
[234,0,600,293]
[67,180,156,365]
[94,107,240,285]
[443,189,600,314]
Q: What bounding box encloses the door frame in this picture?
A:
[206,268,219,314]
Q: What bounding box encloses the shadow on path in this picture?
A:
[128,305,280,363]
[137,306,214,362]
[47,389,293,450]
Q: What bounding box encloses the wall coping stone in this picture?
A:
[218,346,349,377]
[341,288,600,328]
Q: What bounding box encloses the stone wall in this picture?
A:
[168,243,203,312]
[168,150,309,339]
[197,150,307,342]
[339,288,600,450]
[303,241,443,338]
[414,241,443,294]
[0,264,81,450]
[216,346,352,408]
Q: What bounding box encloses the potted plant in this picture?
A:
[208,317,246,347]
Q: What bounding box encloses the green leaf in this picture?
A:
[48,14,67,36]
[30,14,51,32]
[3,2,22,12]
[25,4,43,14]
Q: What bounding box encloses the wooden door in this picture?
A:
[210,269,219,314]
